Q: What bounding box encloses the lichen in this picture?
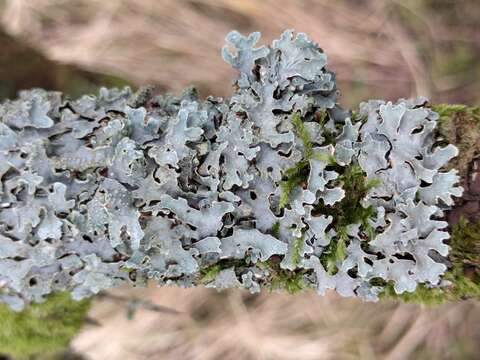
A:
[0,30,465,307]
[380,217,480,305]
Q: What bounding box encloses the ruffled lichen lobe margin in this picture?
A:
[377,104,480,305]
[0,30,471,310]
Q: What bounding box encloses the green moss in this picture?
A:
[198,257,312,295]
[199,264,222,284]
[291,113,314,160]
[380,283,446,307]
[444,217,480,299]
[350,110,361,123]
[279,113,315,209]
[449,217,480,268]
[333,165,380,230]
[279,160,309,209]
[120,265,134,273]
[433,104,477,121]
[270,274,306,294]
[0,292,90,359]
[444,270,480,299]
[268,264,310,294]
[312,163,382,274]
[316,109,328,126]
[271,221,281,239]
[315,164,380,256]
[198,258,254,285]
[279,112,340,209]
[322,227,348,275]
[290,235,304,267]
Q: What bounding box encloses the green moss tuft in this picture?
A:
[432,104,479,123]
[290,235,304,267]
[0,292,90,359]
[450,217,480,268]
[320,227,347,275]
[316,109,328,126]
[199,264,222,284]
[120,265,135,273]
[271,221,281,239]
[315,164,380,246]
[444,217,480,299]
[380,283,446,307]
[279,113,315,209]
[444,270,480,299]
[291,113,313,160]
[334,165,379,230]
[279,160,310,209]
[268,266,309,294]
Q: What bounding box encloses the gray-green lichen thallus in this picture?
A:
[0,30,464,310]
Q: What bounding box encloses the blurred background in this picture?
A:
[0,0,479,359]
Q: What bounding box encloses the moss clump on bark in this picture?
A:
[433,104,480,177]
[444,218,480,299]
[0,292,91,359]
[264,261,310,294]
[199,264,222,284]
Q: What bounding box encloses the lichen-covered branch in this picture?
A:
[0,30,476,311]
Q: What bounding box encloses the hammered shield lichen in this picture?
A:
[0,30,462,310]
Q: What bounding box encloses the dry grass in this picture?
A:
[2,0,479,106]
[0,1,479,359]
[71,285,480,360]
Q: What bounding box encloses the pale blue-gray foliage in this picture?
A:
[0,30,462,310]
